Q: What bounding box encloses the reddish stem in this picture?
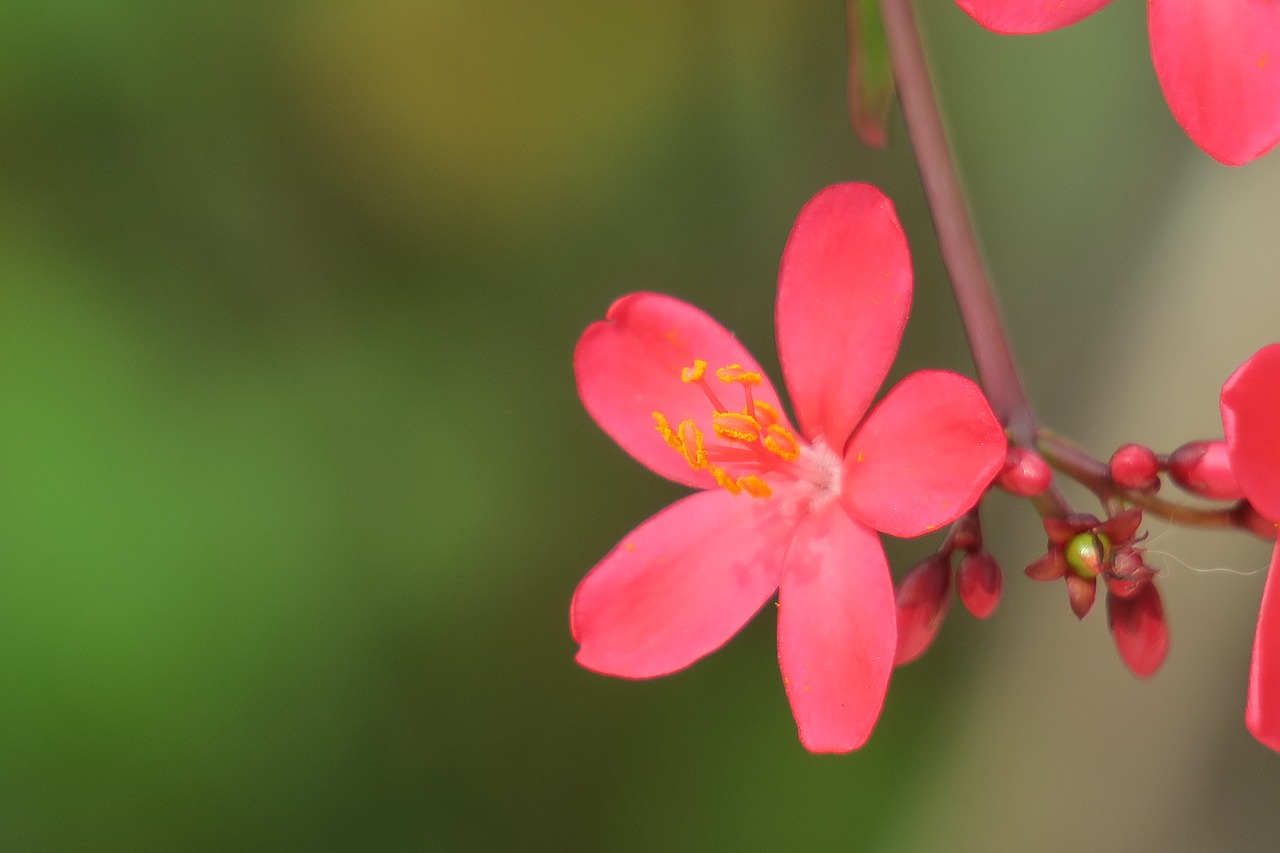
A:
[876,0,1035,446]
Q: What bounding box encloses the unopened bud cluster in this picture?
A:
[1106,439,1244,501]
[894,512,1003,666]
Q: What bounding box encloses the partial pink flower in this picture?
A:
[954,0,1280,165]
[1221,343,1280,751]
[572,183,1006,753]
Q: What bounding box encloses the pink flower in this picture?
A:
[1222,343,1280,751]
[954,0,1280,165]
[570,183,1006,752]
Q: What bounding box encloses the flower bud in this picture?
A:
[996,447,1053,497]
[1107,582,1169,678]
[894,554,951,666]
[1167,440,1244,501]
[956,550,1002,619]
[1109,443,1160,491]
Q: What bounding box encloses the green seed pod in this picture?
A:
[1065,531,1111,579]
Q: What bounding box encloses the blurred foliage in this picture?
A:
[0,1,1194,850]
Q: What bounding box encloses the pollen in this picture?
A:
[678,419,707,469]
[681,360,708,383]
[753,400,781,425]
[651,359,822,501]
[763,424,800,461]
[739,475,772,498]
[712,411,760,442]
[716,364,762,386]
[710,466,742,495]
[652,411,678,448]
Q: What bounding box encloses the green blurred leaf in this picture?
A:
[847,0,895,147]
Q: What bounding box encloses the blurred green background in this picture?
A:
[2,1,1278,850]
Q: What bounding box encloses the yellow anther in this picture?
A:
[738,475,773,498]
[680,360,708,383]
[763,423,800,461]
[710,466,741,495]
[753,400,781,426]
[652,411,685,454]
[678,420,707,470]
[712,411,760,442]
[716,364,762,386]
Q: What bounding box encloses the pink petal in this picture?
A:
[1149,0,1280,165]
[575,292,788,489]
[1106,582,1169,679]
[954,0,1113,34]
[1222,343,1280,521]
[841,370,1006,539]
[572,488,790,679]
[1247,542,1280,751]
[777,507,896,753]
[775,183,911,450]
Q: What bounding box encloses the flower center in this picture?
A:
[651,360,836,500]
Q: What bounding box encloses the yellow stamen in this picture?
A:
[652,411,682,452]
[679,420,707,470]
[738,475,772,498]
[713,411,760,442]
[763,423,800,461]
[681,360,708,383]
[716,364,762,386]
[753,400,781,426]
[710,466,741,495]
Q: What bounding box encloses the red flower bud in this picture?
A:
[1107,582,1169,678]
[894,554,951,666]
[996,447,1053,497]
[1109,443,1160,491]
[956,550,1002,619]
[1168,440,1244,501]
[1065,572,1097,620]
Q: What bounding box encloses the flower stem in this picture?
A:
[877,0,1036,447]
[1034,427,1263,531]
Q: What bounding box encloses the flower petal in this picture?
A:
[1106,582,1169,679]
[954,0,1113,34]
[1222,343,1280,521]
[572,489,790,679]
[775,183,911,449]
[575,292,788,488]
[777,507,896,753]
[1149,0,1280,165]
[841,370,1005,538]
[1248,542,1280,751]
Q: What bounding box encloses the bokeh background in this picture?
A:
[1,1,1278,849]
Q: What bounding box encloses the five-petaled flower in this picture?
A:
[953,0,1280,166]
[570,183,1006,752]
[1221,343,1280,751]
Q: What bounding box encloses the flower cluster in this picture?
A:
[1024,508,1168,678]
[571,184,1006,752]
[571,4,1280,757]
